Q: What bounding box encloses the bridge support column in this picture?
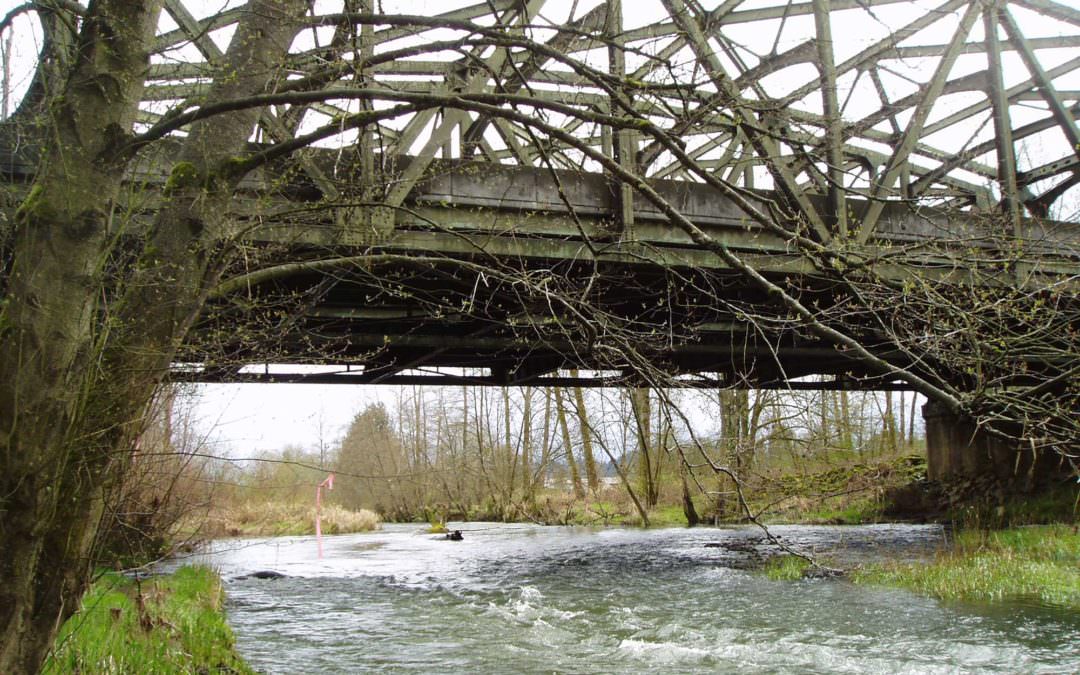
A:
[922,401,1066,484]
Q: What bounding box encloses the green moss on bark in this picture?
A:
[163,162,201,195]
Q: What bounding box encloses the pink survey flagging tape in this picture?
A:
[316,473,335,558]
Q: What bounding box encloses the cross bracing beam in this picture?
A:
[105,0,1080,221]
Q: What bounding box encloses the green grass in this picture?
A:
[647,503,692,527]
[799,496,884,525]
[763,554,812,581]
[44,566,253,674]
[854,524,1080,609]
[949,482,1080,529]
[581,502,696,528]
[732,454,923,526]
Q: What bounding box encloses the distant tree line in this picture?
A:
[326,382,922,525]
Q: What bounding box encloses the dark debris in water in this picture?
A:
[232,570,289,581]
[703,540,763,553]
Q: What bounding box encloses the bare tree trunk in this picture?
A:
[430,406,464,515]
[839,390,853,452]
[820,390,831,455]
[679,448,700,526]
[884,391,898,455]
[412,387,427,510]
[520,388,533,501]
[631,388,657,508]
[471,388,498,509]
[855,394,869,451]
[736,390,751,473]
[462,386,471,500]
[501,386,517,506]
[719,389,739,477]
[532,388,554,496]
[898,391,906,449]
[909,393,918,447]
[655,398,671,495]
[554,388,585,499]
[582,392,650,526]
[570,374,600,492]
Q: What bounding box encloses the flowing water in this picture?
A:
[187,523,1080,674]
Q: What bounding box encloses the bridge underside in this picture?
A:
[168,159,1076,390]
[3,145,1076,389]
[183,256,888,389]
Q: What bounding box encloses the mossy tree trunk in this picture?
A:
[0,1,306,671]
[0,3,163,670]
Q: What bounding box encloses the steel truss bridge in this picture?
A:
[2,0,1079,388]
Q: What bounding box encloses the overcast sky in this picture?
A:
[186,383,395,455]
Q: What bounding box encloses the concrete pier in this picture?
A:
[922,401,1067,484]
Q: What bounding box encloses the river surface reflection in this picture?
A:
[186,523,1080,674]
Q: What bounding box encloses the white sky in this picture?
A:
[189,383,390,454]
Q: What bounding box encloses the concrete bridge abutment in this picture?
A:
[922,401,1067,485]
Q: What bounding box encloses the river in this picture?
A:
[187,523,1080,673]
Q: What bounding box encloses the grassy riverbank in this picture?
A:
[854,524,1080,609]
[44,566,251,674]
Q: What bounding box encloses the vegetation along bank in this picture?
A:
[43,566,251,674]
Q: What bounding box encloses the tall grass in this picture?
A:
[44,566,252,674]
[854,524,1080,609]
[200,501,381,537]
[763,554,813,581]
